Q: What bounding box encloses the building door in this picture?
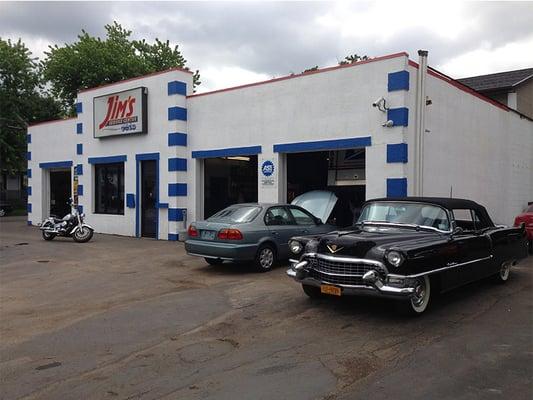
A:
[50,170,71,217]
[141,160,157,238]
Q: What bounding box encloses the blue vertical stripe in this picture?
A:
[388,71,410,91]
[75,102,83,114]
[386,143,408,163]
[76,164,83,175]
[27,186,32,196]
[27,151,31,160]
[387,108,409,127]
[168,106,187,121]
[168,81,187,96]
[76,123,83,134]
[76,144,83,155]
[387,178,408,197]
[168,183,187,196]
[27,134,31,143]
[27,168,32,178]
[77,184,83,196]
[168,132,187,146]
[168,158,187,171]
[27,203,32,213]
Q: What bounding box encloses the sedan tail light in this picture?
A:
[218,228,243,240]
[187,225,198,237]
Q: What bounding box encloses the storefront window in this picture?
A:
[95,163,124,214]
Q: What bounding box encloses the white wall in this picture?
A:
[406,65,533,225]
[187,54,411,221]
[28,69,194,238]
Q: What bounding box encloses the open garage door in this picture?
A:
[49,169,72,217]
[287,149,365,227]
[204,155,258,218]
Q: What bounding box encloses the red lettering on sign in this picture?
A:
[126,97,136,117]
[99,96,115,130]
[116,98,128,118]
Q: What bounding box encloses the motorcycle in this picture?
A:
[39,200,94,243]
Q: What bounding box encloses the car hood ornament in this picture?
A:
[327,244,343,254]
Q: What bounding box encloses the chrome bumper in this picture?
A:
[287,259,416,299]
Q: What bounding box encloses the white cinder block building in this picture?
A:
[27,52,533,240]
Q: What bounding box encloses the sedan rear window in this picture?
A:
[207,206,262,223]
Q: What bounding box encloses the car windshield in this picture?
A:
[207,205,262,223]
[357,202,451,231]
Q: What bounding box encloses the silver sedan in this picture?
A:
[185,192,337,272]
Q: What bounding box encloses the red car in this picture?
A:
[514,204,533,253]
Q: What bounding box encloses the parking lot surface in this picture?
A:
[1,217,532,400]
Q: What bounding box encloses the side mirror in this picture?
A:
[452,226,463,236]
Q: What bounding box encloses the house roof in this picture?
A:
[458,68,533,92]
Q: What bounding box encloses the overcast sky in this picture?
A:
[1,1,533,93]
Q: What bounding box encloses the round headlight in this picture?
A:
[386,250,404,267]
[289,240,303,254]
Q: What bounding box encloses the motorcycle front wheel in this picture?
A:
[42,231,56,241]
[73,226,93,243]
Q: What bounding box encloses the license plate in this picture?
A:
[321,285,341,296]
[200,230,216,240]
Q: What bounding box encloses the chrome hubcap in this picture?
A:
[76,227,90,239]
[500,263,510,280]
[259,248,274,269]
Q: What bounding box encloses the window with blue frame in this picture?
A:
[94,163,124,214]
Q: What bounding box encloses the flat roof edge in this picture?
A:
[187,52,409,99]
[28,117,77,128]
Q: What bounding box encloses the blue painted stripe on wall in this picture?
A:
[27,168,32,178]
[273,136,372,153]
[75,102,83,114]
[76,164,83,175]
[27,151,31,160]
[77,205,83,213]
[168,81,187,96]
[157,202,169,209]
[168,233,179,241]
[77,184,83,196]
[168,158,187,171]
[192,145,262,159]
[388,70,410,91]
[126,193,135,208]
[386,143,408,163]
[39,161,73,169]
[27,134,31,143]
[168,132,187,146]
[76,123,83,134]
[168,183,187,196]
[27,186,32,196]
[387,178,408,197]
[88,155,127,164]
[168,208,186,221]
[387,108,409,127]
[168,106,187,121]
[76,144,83,155]
[27,203,32,213]
[27,220,32,226]
[135,152,160,161]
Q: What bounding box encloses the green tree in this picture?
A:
[339,54,369,65]
[42,22,200,113]
[0,38,62,173]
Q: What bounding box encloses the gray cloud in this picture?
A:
[1,1,532,89]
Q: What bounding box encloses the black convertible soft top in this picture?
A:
[368,197,495,227]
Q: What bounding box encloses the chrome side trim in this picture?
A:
[388,255,494,279]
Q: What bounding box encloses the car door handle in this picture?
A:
[271,231,278,235]
[301,229,309,234]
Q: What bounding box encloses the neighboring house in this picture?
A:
[0,171,27,208]
[458,68,533,119]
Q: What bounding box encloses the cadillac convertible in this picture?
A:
[287,197,529,315]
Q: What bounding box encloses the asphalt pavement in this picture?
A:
[1,216,532,400]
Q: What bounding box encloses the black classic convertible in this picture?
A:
[287,197,529,315]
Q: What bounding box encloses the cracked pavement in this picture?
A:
[1,217,532,399]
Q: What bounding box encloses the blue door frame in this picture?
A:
[136,153,160,239]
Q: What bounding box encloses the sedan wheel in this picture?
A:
[255,245,276,272]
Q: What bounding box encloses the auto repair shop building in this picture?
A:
[27,52,533,240]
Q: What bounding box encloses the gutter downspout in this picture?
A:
[414,50,428,196]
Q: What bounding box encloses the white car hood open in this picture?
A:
[291,190,338,223]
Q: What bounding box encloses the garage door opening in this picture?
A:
[287,149,366,227]
[49,169,71,217]
[204,155,258,218]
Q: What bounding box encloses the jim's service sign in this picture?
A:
[93,87,148,138]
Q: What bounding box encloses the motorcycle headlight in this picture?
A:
[80,213,85,218]
[386,250,404,267]
[289,240,303,255]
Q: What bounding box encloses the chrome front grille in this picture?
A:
[306,254,387,286]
